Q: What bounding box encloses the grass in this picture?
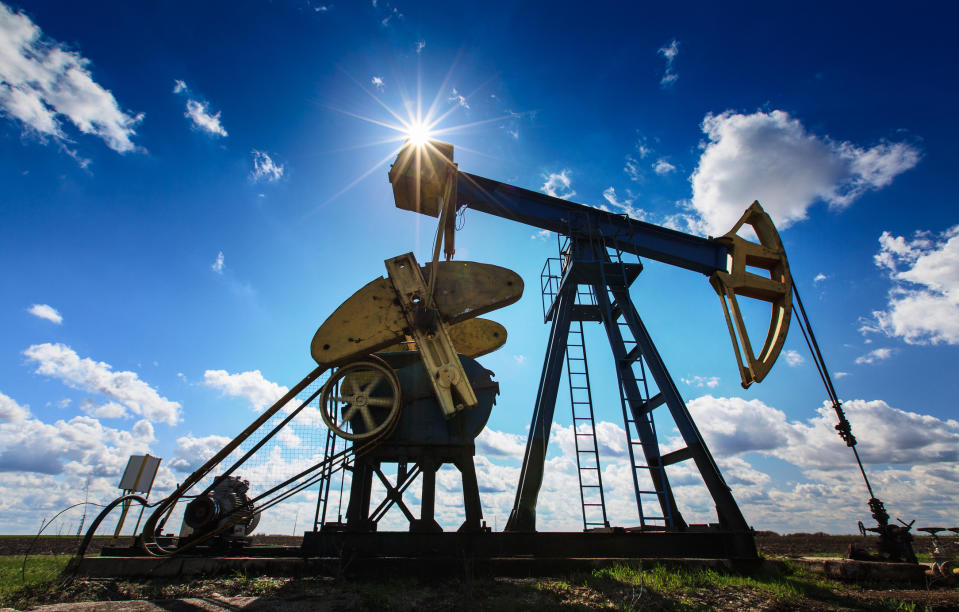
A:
[0,554,71,601]
[582,562,839,609]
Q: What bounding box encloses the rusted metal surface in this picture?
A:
[310,260,522,368]
[381,318,507,358]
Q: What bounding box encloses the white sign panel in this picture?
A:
[118,454,161,492]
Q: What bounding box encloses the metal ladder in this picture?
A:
[601,246,674,530]
[612,305,673,529]
[564,317,610,531]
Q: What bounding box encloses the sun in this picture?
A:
[406,120,432,147]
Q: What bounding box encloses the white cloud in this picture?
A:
[415,40,426,54]
[170,434,231,472]
[652,158,676,175]
[23,343,182,425]
[0,390,154,479]
[203,369,288,412]
[865,226,959,345]
[371,76,384,91]
[513,354,526,365]
[681,375,719,388]
[211,251,224,274]
[314,5,331,11]
[687,110,920,236]
[0,3,143,154]
[184,99,227,137]
[27,303,62,324]
[81,399,128,419]
[250,150,284,183]
[448,88,469,109]
[531,229,552,241]
[172,79,186,94]
[784,349,804,367]
[602,187,647,220]
[624,156,642,182]
[541,169,575,200]
[813,273,828,284]
[657,39,679,87]
[0,391,29,423]
[855,347,893,364]
[690,395,959,469]
[834,371,849,378]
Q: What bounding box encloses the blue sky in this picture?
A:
[1,1,958,536]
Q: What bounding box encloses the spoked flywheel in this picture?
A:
[320,355,401,441]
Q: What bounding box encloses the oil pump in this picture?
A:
[382,138,792,557]
[81,137,912,566]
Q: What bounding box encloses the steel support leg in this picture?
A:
[609,286,750,533]
[506,284,577,532]
[593,284,686,530]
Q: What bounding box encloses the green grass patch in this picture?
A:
[0,555,71,601]
[588,562,836,606]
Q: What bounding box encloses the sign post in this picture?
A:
[114,454,161,538]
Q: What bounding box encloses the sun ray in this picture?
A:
[303,144,406,219]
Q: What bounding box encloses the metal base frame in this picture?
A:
[301,529,757,560]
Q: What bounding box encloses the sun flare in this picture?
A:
[406,121,432,147]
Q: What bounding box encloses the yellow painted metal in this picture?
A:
[709,201,793,388]
[310,259,523,368]
[389,140,456,218]
[386,252,478,418]
[381,318,508,358]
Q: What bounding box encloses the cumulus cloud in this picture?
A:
[531,229,552,241]
[784,350,804,367]
[184,99,227,137]
[541,169,575,200]
[863,226,959,345]
[172,79,187,94]
[855,347,893,364]
[370,76,384,91]
[415,40,425,54]
[23,343,181,425]
[0,3,143,154]
[170,434,231,472]
[602,187,646,220]
[813,273,828,284]
[652,158,676,175]
[658,39,679,87]
[684,110,919,236]
[0,389,153,478]
[681,375,719,388]
[0,391,29,423]
[203,369,288,412]
[27,303,62,324]
[211,251,224,274]
[689,395,959,469]
[250,150,284,183]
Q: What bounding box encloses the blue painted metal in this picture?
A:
[458,172,727,275]
[506,235,750,536]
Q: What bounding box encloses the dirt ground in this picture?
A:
[3,533,959,611]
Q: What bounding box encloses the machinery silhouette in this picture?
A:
[82,138,913,566]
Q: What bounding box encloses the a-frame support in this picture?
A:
[506,239,751,541]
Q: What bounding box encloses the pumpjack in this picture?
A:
[83,137,913,566]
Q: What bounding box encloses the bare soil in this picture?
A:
[2,533,958,611]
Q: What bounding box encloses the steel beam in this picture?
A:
[458,172,727,275]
